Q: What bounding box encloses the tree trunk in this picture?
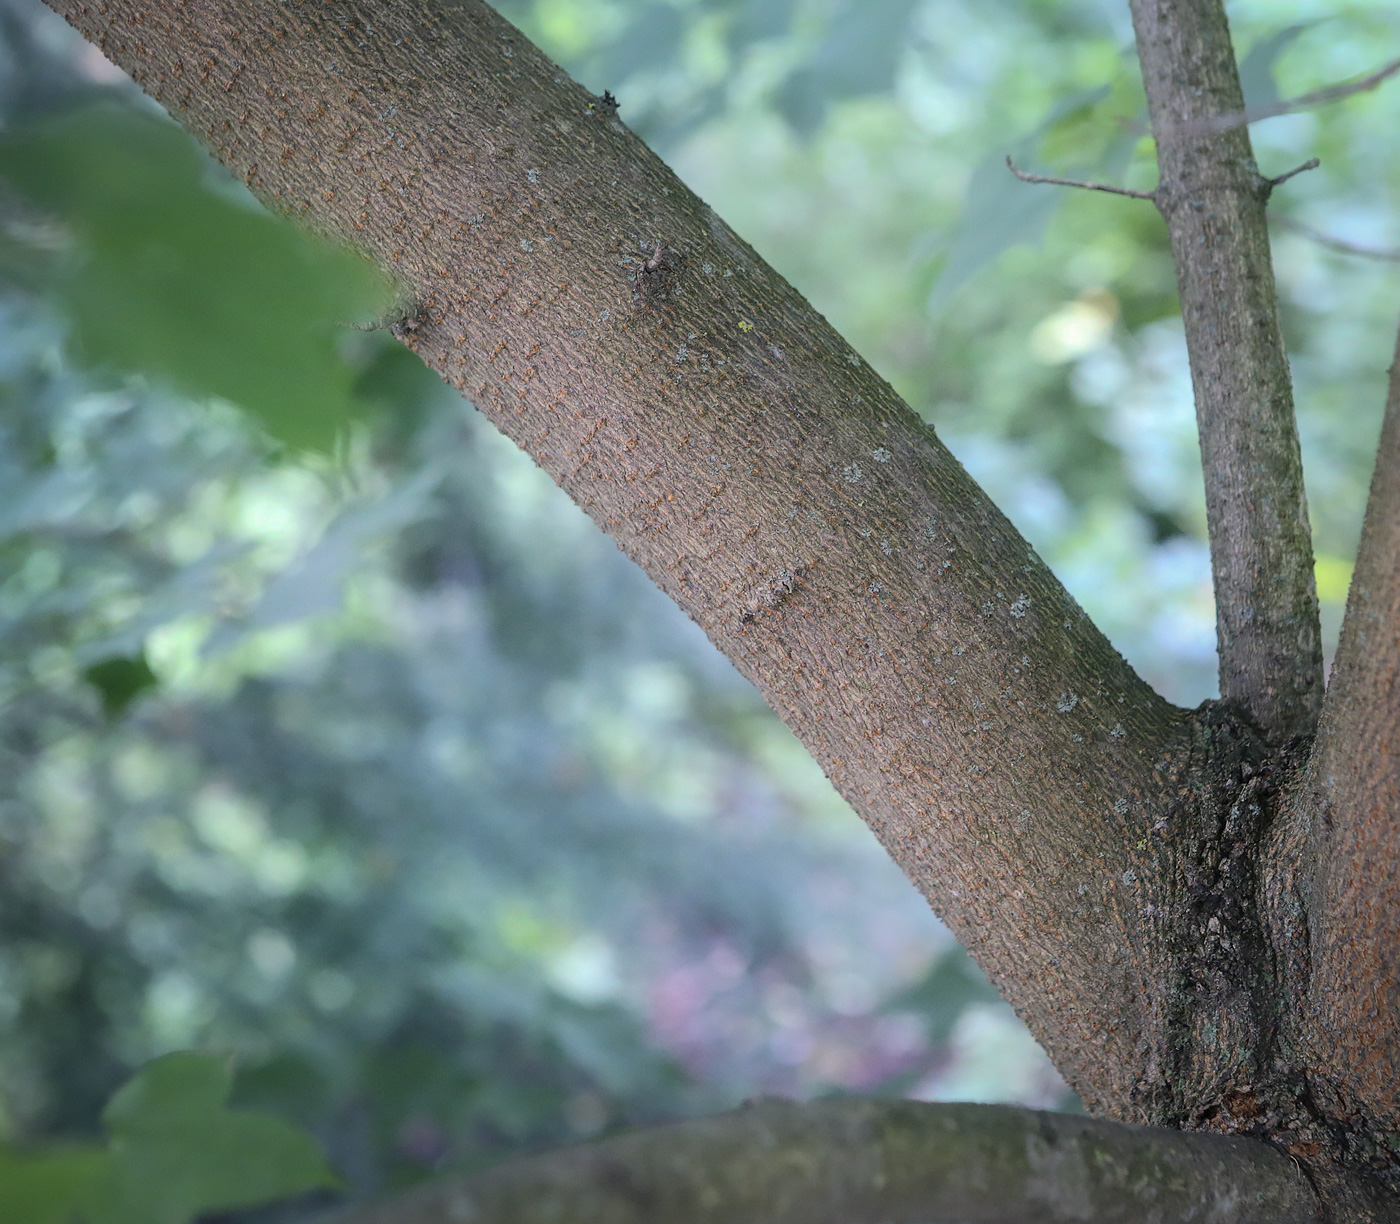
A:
[36,0,1400,1218]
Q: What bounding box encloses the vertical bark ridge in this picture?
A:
[1293,326,1400,1143]
[1128,0,1323,746]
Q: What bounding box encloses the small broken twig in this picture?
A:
[1266,158,1320,190]
[1259,157,1321,201]
[1005,156,1155,201]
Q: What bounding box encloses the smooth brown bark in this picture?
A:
[334,1099,1319,1224]
[1129,0,1323,746]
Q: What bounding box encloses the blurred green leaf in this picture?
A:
[82,653,157,718]
[593,5,686,83]
[0,1145,108,1224]
[773,0,919,134]
[0,104,394,450]
[101,1052,339,1224]
[0,1053,338,1224]
[1239,24,1314,110]
[928,84,1127,313]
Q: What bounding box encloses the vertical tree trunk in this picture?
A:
[1129,0,1323,746]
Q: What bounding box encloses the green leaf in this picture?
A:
[1239,24,1315,110]
[0,1053,340,1224]
[928,84,1133,314]
[82,654,158,719]
[0,1145,108,1224]
[96,1052,339,1224]
[773,0,919,135]
[0,104,394,450]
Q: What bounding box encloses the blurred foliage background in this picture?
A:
[0,0,1396,1217]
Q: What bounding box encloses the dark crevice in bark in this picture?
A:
[1136,701,1399,1219]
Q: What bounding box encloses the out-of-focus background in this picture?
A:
[0,0,1395,1215]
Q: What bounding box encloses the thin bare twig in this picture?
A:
[1265,157,1320,192]
[1005,156,1155,200]
[1271,214,1400,262]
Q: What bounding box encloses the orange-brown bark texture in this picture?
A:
[39,0,1400,1217]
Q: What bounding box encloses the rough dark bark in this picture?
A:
[333,1099,1319,1224]
[1129,0,1323,747]
[30,0,1400,1219]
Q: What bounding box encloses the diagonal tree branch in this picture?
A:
[1129,0,1324,746]
[1282,325,1400,1136]
[331,1098,1319,1224]
[38,0,1198,1118]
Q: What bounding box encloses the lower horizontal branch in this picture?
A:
[331,1098,1317,1224]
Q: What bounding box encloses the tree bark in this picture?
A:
[1265,328,1400,1185]
[32,0,1400,1217]
[1129,0,1323,747]
[333,1099,1319,1224]
[43,0,1198,1114]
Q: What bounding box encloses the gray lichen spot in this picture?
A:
[1113,798,1129,816]
[880,539,893,556]
[598,309,611,322]
[519,238,534,252]
[847,352,861,366]
[1056,693,1079,714]
[1122,869,1137,885]
[843,462,863,484]
[868,582,885,595]
[1009,593,1030,619]
[527,167,540,184]
[702,262,715,274]
[1110,722,1126,740]
[872,447,892,463]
